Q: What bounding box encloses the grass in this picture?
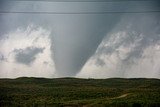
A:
[0,77,160,107]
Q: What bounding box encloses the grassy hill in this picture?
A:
[0,77,160,107]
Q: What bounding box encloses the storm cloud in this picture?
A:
[0,0,160,78]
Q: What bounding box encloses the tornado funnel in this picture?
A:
[50,3,124,76]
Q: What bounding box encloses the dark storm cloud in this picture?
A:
[0,0,160,77]
[13,47,45,65]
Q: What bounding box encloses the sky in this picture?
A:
[0,0,160,78]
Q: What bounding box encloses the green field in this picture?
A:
[0,77,160,107]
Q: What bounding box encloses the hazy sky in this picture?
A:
[0,0,160,78]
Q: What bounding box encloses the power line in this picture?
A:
[0,10,160,14]
[4,0,159,2]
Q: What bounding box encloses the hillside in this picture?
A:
[0,77,160,107]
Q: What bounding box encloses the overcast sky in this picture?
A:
[0,0,160,78]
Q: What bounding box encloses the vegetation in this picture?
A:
[0,77,160,107]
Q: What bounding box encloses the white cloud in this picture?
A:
[126,43,160,78]
[0,24,56,78]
